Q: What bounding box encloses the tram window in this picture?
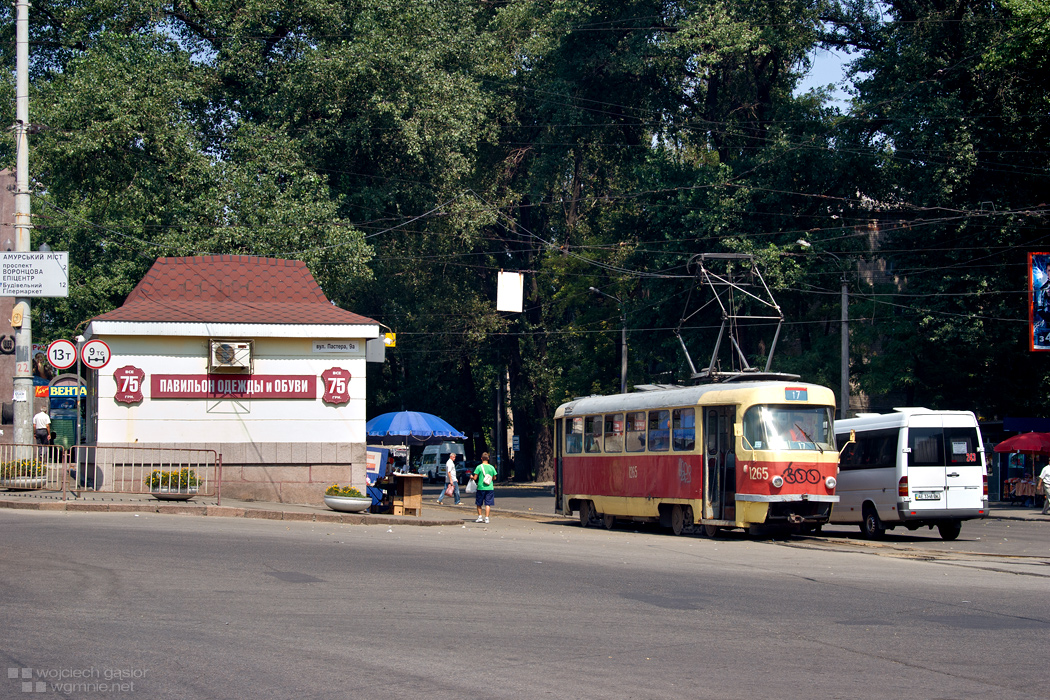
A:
[673,408,695,451]
[707,410,719,451]
[566,416,583,454]
[742,405,835,451]
[625,412,646,452]
[648,410,670,452]
[584,415,602,453]
[604,413,624,453]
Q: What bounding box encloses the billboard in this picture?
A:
[1030,252,1050,351]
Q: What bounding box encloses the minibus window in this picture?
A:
[908,428,943,466]
[945,428,980,465]
[908,427,981,467]
[837,429,898,470]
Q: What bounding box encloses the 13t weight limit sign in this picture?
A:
[47,339,77,369]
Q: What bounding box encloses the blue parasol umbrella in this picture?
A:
[366,411,466,446]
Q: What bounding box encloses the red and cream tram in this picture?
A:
[553,381,840,535]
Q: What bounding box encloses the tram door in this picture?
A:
[554,418,563,514]
[703,406,736,520]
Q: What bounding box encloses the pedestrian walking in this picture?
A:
[1039,461,1050,515]
[436,452,461,505]
[472,452,497,523]
[32,407,51,446]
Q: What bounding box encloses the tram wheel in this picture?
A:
[703,523,721,538]
[602,513,616,530]
[683,506,694,535]
[670,505,685,536]
[579,501,594,528]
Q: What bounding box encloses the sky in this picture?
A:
[795,47,853,109]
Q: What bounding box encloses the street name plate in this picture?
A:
[0,251,69,297]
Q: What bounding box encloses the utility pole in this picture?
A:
[13,0,33,450]
[840,276,849,420]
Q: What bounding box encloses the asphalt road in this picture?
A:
[1,510,1047,700]
[429,481,1050,558]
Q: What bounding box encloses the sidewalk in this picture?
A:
[0,488,1045,524]
[0,486,568,526]
[986,502,1050,522]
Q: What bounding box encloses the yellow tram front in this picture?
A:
[727,383,840,529]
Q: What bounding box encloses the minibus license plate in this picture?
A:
[915,491,941,500]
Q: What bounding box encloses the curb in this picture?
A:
[0,498,450,526]
[0,496,570,525]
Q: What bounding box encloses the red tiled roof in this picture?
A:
[91,256,377,326]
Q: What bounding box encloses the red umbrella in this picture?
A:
[993,432,1050,455]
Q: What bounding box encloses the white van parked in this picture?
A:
[832,408,988,540]
[418,442,466,484]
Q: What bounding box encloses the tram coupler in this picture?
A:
[787,513,805,524]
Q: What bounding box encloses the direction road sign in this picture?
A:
[81,339,112,369]
[0,251,69,297]
[47,339,77,369]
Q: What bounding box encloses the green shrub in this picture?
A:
[325,484,365,498]
[145,469,199,490]
[0,459,46,479]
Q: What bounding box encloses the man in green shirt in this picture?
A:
[472,452,497,523]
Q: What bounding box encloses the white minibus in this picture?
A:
[417,442,465,483]
[832,408,988,540]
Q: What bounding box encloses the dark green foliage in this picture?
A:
[1,0,1045,479]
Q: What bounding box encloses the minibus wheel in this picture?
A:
[861,505,885,539]
[937,520,962,541]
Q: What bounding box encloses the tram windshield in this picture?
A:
[742,405,835,452]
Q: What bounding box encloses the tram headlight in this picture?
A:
[771,475,784,489]
[825,476,837,490]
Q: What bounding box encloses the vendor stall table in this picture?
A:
[377,473,424,516]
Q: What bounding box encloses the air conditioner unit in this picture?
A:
[210,340,252,369]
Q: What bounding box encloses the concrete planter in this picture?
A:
[324,495,372,512]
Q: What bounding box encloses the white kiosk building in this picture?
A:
[85,255,379,504]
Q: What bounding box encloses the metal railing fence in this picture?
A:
[0,443,221,503]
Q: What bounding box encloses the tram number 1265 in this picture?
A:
[746,465,769,480]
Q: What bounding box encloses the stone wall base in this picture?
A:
[95,441,367,506]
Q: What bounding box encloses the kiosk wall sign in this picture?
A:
[320,367,352,405]
[151,374,316,399]
[113,365,145,404]
[312,340,358,353]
